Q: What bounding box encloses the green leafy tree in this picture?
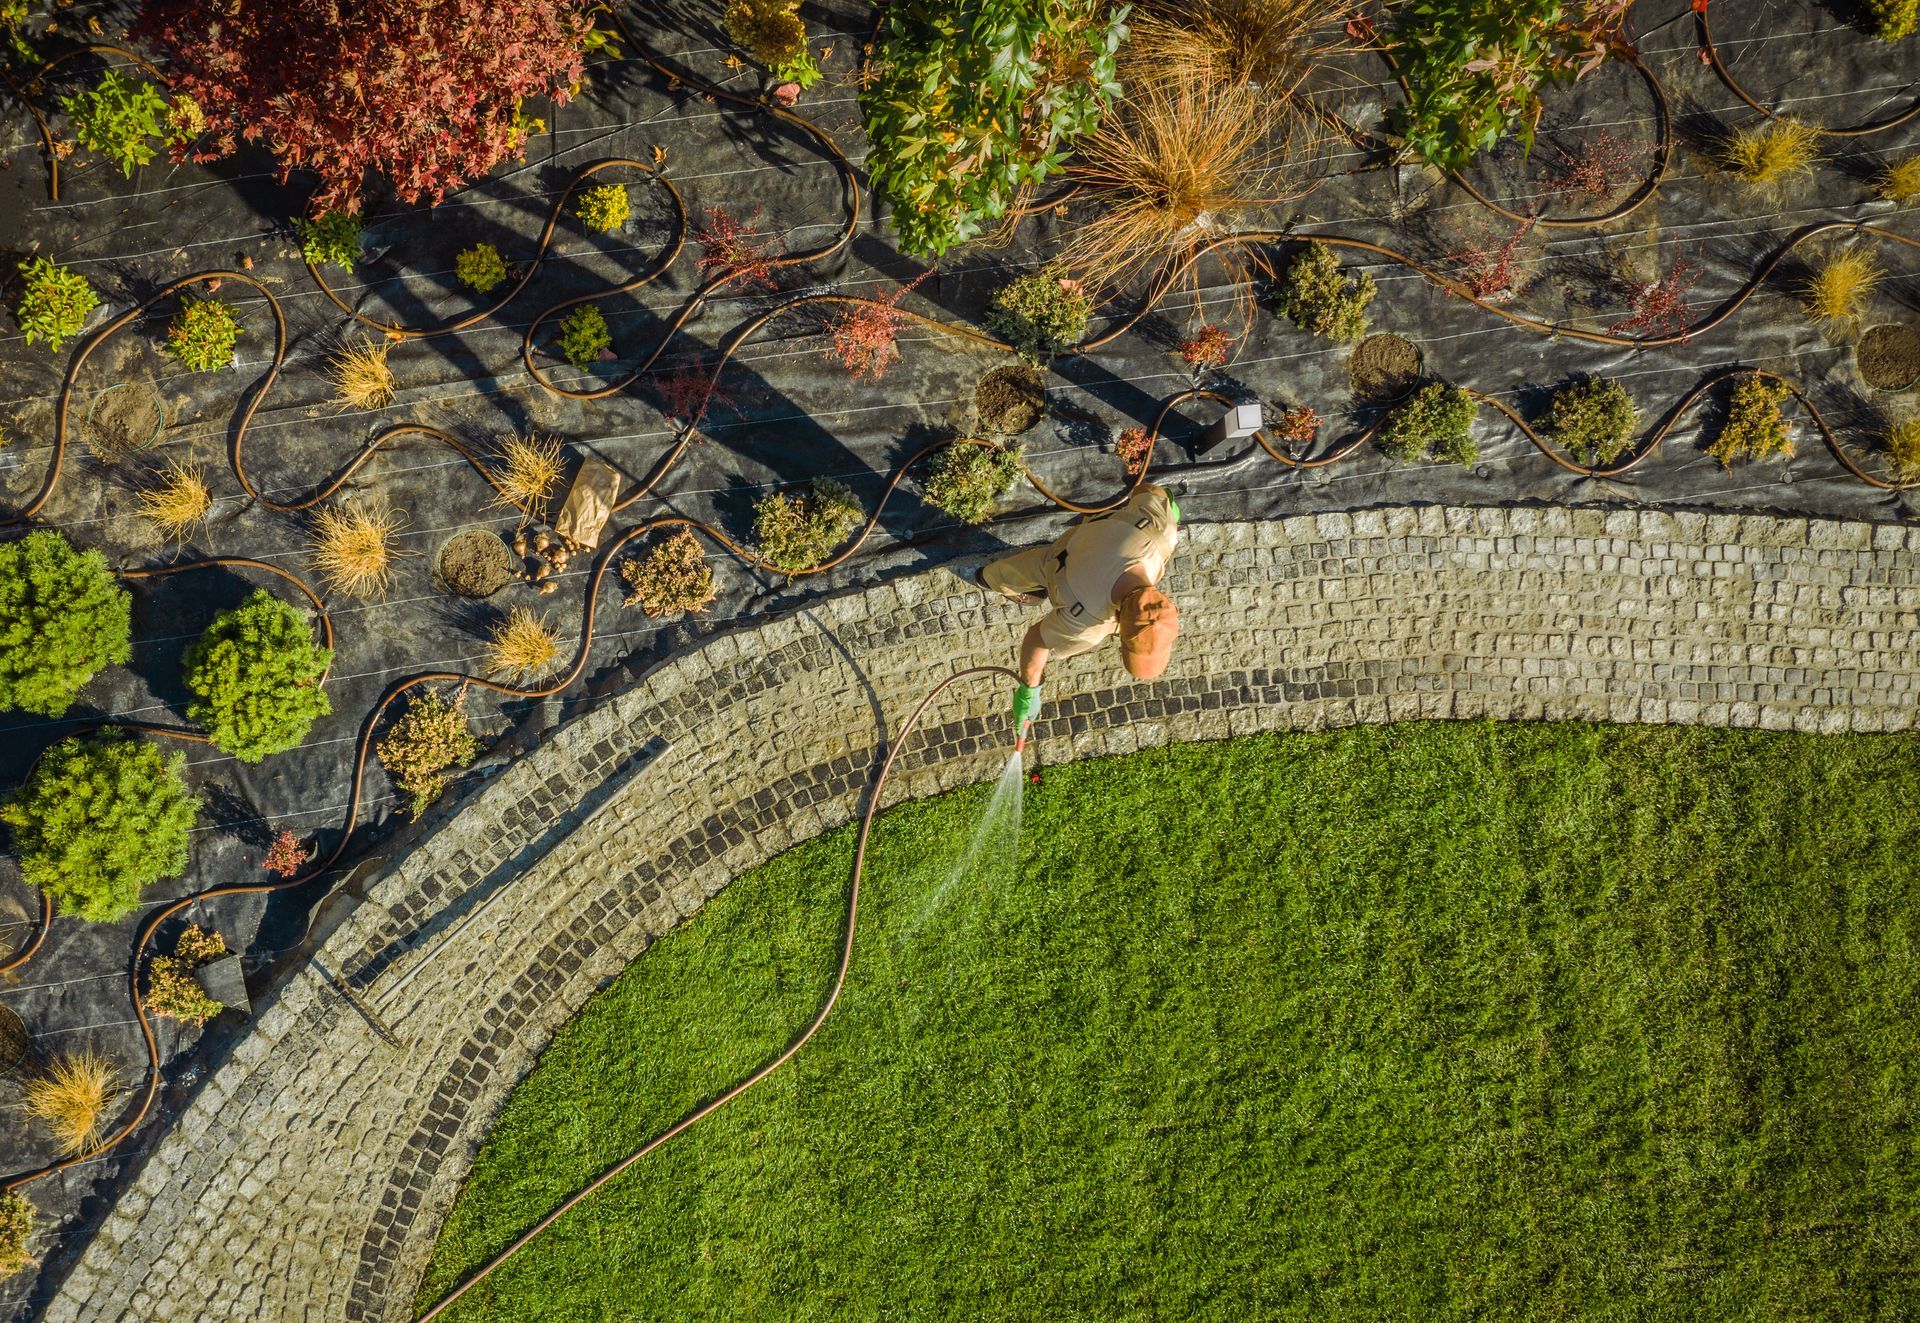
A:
[861,0,1130,257]
[2,733,201,923]
[0,530,131,717]
[13,257,101,352]
[183,589,332,762]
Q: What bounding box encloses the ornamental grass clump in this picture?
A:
[1887,418,1920,481]
[1543,376,1639,468]
[621,528,717,617]
[60,69,169,176]
[183,589,332,762]
[144,924,228,1024]
[576,182,630,232]
[486,606,561,681]
[14,257,100,351]
[1722,119,1821,187]
[135,458,213,544]
[295,210,363,268]
[557,305,611,370]
[0,1192,32,1281]
[456,242,510,293]
[1864,0,1917,40]
[1380,381,1478,467]
[1801,248,1883,325]
[1709,375,1795,468]
[0,529,131,717]
[2,732,200,922]
[923,442,1024,525]
[164,296,242,372]
[986,269,1093,362]
[486,433,564,521]
[309,500,407,598]
[1274,241,1374,342]
[753,477,863,573]
[1875,156,1920,204]
[1125,0,1346,96]
[325,338,396,412]
[22,1050,121,1156]
[378,688,482,818]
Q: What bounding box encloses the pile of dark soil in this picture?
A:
[1858,324,1920,392]
[84,378,167,457]
[1349,334,1422,403]
[974,365,1046,435]
[438,530,512,598]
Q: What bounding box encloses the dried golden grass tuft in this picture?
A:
[487,433,564,522]
[1875,156,1920,205]
[309,500,407,598]
[1062,75,1294,295]
[1722,119,1821,187]
[136,457,212,543]
[1887,417,1920,481]
[485,606,561,681]
[324,338,396,412]
[1125,0,1349,99]
[23,1050,122,1156]
[1801,247,1882,324]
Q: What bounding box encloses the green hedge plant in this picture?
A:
[1709,375,1794,468]
[576,183,630,233]
[0,1192,32,1282]
[2,733,200,923]
[923,441,1024,525]
[1381,381,1478,467]
[1275,242,1374,342]
[986,269,1093,361]
[0,529,131,717]
[557,305,611,370]
[1543,376,1639,467]
[753,477,863,572]
[183,588,332,762]
[59,69,168,176]
[296,211,363,268]
[164,296,242,371]
[13,257,100,352]
[456,242,509,293]
[861,0,1128,257]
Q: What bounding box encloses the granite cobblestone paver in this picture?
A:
[34,507,1920,1322]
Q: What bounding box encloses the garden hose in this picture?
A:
[414,663,1022,1322]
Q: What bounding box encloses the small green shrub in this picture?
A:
[1543,377,1639,467]
[1381,381,1478,467]
[0,1191,32,1281]
[60,69,168,176]
[1,733,201,923]
[295,210,363,268]
[182,589,333,762]
[0,529,131,717]
[1275,242,1375,342]
[13,257,100,352]
[378,688,482,819]
[923,441,1024,525]
[724,0,806,67]
[753,477,864,572]
[144,924,228,1024]
[1864,0,1917,40]
[986,269,1093,361]
[621,528,718,617]
[164,296,243,372]
[577,183,630,233]
[456,242,509,293]
[556,305,611,370]
[1709,375,1794,468]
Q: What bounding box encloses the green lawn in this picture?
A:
[419,724,1920,1321]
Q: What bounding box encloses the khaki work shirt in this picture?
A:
[1035,486,1179,657]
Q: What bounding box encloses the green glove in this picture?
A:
[1012,682,1043,734]
[1167,494,1181,523]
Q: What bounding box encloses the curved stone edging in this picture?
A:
[38,505,1920,1323]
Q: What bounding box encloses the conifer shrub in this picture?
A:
[1543,377,1639,467]
[620,529,717,617]
[163,297,242,372]
[1380,381,1478,467]
[557,305,611,370]
[296,211,363,268]
[144,924,228,1024]
[1709,375,1795,468]
[456,242,510,293]
[13,257,100,352]
[753,478,863,572]
[0,529,131,717]
[182,589,332,763]
[1864,0,1917,41]
[986,269,1094,362]
[0,1192,32,1281]
[1275,242,1375,342]
[1,733,200,923]
[378,689,482,818]
[923,442,1024,525]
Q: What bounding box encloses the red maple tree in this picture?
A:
[133,0,596,211]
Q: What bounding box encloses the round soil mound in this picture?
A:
[975,365,1046,435]
[1858,324,1920,392]
[85,378,167,457]
[438,530,512,598]
[1349,334,1422,404]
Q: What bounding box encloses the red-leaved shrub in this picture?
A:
[1610,258,1701,340]
[132,0,596,211]
[1115,426,1153,476]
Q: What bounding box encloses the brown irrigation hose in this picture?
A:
[1695,3,1920,138]
[414,662,1021,1321]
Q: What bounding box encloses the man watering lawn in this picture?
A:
[974,483,1182,744]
